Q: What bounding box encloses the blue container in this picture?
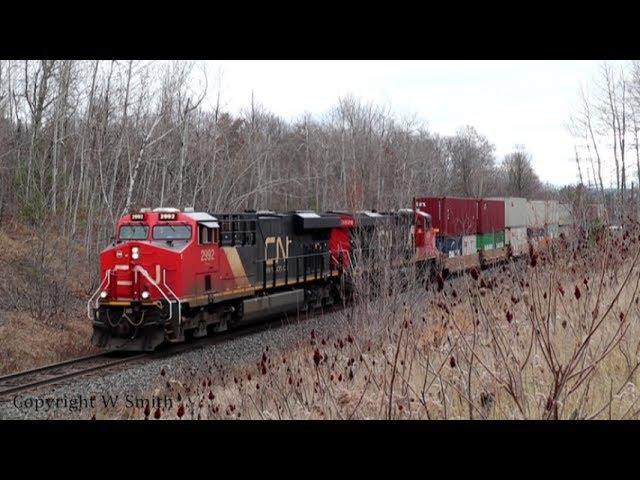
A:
[436,235,463,257]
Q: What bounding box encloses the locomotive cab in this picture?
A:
[413,210,438,262]
[89,207,220,351]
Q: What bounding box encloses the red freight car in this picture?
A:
[414,197,478,236]
[477,199,505,233]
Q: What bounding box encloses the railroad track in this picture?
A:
[0,305,341,398]
[0,352,150,397]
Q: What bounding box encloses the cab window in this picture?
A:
[152,225,192,241]
[119,225,149,240]
[199,224,212,244]
[202,226,220,244]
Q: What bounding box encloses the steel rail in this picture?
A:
[0,353,148,397]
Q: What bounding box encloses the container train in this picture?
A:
[88,197,591,351]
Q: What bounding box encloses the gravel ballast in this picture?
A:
[0,310,352,420]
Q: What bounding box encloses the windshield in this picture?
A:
[119,225,149,240]
[153,225,192,241]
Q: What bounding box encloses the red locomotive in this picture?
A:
[89,207,438,351]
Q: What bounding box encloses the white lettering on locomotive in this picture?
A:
[201,248,215,263]
[264,236,292,262]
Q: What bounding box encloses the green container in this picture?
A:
[476,231,505,250]
[476,232,495,251]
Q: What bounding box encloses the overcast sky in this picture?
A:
[201,60,611,187]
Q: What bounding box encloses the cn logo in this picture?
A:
[265,236,292,262]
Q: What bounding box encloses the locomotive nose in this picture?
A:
[111,243,144,299]
[106,241,160,303]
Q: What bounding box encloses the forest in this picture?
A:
[0,61,548,254]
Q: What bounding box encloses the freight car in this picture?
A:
[89,207,438,351]
[414,196,582,275]
[414,196,509,272]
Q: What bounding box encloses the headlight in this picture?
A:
[141,290,150,299]
[99,291,108,299]
[131,247,140,260]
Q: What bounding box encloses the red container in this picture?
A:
[477,199,505,233]
[414,197,478,236]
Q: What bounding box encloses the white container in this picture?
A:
[462,235,477,256]
[528,201,546,228]
[546,201,559,225]
[487,197,527,228]
[558,203,572,226]
[506,227,528,256]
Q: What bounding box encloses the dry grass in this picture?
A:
[0,312,95,375]
[95,225,640,420]
[0,222,98,375]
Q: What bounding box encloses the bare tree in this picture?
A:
[502,146,541,198]
[446,126,495,198]
[568,84,606,201]
[597,63,629,217]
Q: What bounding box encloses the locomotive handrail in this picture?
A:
[87,269,111,320]
[133,265,181,326]
[162,269,182,326]
[254,251,328,263]
[133,265,172,305]
[258,251,331,289]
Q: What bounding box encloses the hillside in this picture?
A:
[0,221,97,375]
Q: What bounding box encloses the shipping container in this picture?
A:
[558,203,572,226]
[414,197,478,236]
[527,227,546,239]
[476,232,495,251]
[477,199,505,233]
[547,224,559,239]
[487,197,527,227]
[546,201,559,225]
[462,235,477,256]
[528,201,546,228]
[506,227,528,256]
[494,230,505,248]
[436,235,463,257]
